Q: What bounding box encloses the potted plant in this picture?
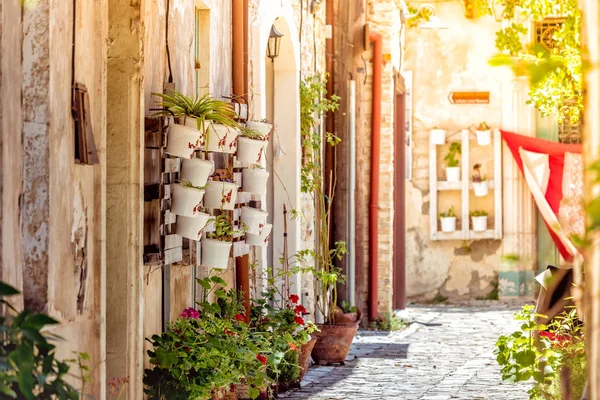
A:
[440,205,457,233]
[153,91,241,156]
[444,142,462,182]
[176,204,211,241]
[171,180,206,218]
[202,214,247,270]
[241,206,268,235]
[430,126,446,145]
[470,210,488,232]
[472,163,489,197]
[204,179,239,210]
[245,223,272,247]
[242,166,270,196]
[144,276,271,400]
[475,121,492,145]
[181,158,215,188]
[237,124,271,164]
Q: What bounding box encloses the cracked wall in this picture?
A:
[403,2,507,300]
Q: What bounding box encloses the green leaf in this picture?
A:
[0,282,20,297]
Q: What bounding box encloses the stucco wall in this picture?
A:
[403,2,506,299]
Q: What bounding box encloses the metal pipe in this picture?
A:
[368,31,382,322]
[232,0,244,98]
[348,80,356,307]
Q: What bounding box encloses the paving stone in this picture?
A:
[280,304,531,400]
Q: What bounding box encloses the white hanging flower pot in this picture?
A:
[206,123,240,153]
[473,181,489,197]
[181,159,214,188]
[431,129,446,145]
[201,238,232,270]
[237,137,267,164]
[440,217,457,233]
[246,223,272,247]
[171,184,206,217]
[475,129,492,146]
[166,123,203,159]
[246,121,273,138]
[446,167,461,182]
[234,103,248,120]
[182,117,207,150]
[242,168,269,195]
[175,213,211,241]
[204,181,238,210]
[472,216,488,232]
[241,206,268,235]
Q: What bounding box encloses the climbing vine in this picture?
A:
[490,0,582,123]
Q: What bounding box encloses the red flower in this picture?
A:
[294,316,305,325]
[256,354,267,365]
[289,342,298,351]
[289,294,299,304]
[540,331,571,347]
[234,313,246,322]
[294,304,307,315]
[262,317,269,323]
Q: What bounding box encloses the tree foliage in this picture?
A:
[490,0,582,123]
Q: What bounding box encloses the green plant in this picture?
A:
[369,313,407,331]
[299,76,347,324]
[472,163,487,183]
[144,276,271,399]
[240,126,268,141]
[470,210,488,217]
[180,179,207,191]
[206,214,248,242]
[477,121,490,130]
[444,142,461,168]
[489,0,582,123]
[406,3,433,27]
[440,205,457,219]
[339,301,357,314]
[0,282,87,399]
[476,279,499,300]
[431,293,448,304]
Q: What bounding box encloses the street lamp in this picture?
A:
[402,4,448,29]
[267,25,284,61]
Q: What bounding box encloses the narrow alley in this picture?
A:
[283,304,530,400]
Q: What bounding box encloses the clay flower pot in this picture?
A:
[297,337,317,382]
[333,306,362,325]
[311,323,359,366]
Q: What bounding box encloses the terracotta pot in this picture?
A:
[333,306,362,325]
[311,323,359,366]
[298,337,317,381]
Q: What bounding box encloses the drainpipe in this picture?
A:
[368,31,382,321]
[325,0,335,249]
[232,0,250,320]
[348,80,356,307]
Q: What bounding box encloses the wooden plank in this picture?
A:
[494,129,503,239]
[164,158,181,173]
[164,247,183,265]
[165,234,182,250]
[164,210,177,225]
[429,133,438,240]
[461,129,469,240]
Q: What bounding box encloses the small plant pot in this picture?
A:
[245,223,272,247]
[473,181,489,197]
[201,238,232,270]
[241,207,268,234]
[242,168,269,195]
[446,167,460,182]
[430,129,446,145]
[472,216,488,232]
[246,121,273,138]
[440,217,457,232]
[297,337,317,382]
[204,181,238,210]
[171,184,206,217]
[237,137,266,164]
[311,323,359,365]
[476,129,492,146]
[175,213,211,241]
[206,123,240,153]
[166,123,203,159]
[181,158,214,188]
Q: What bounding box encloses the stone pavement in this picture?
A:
[281,302,532,400]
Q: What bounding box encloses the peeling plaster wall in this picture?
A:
[403,2,507,300]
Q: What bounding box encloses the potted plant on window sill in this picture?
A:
[154,91,241,156]
[440,205,457,232]
[171,180,206,218]
[242,166,270,195]
[444,142,461,182]
[202,214,247,270]
[472,163,489,197]
[470,210,488,232]
[430,126,446,145]
[475,121,491,145]
[237,124,271,164]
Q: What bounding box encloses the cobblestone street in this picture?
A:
[282,303,532,400]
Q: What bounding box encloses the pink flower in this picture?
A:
[179,307,200,319]
[289,294,299,304]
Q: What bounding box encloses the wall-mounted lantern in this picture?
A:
[267,25,283,61]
